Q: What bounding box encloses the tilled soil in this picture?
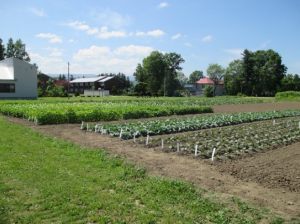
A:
[217,144,300,193]
[7,117,300,220]
[5,102,300,220]
[213,101,300,113]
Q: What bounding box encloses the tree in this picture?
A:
[224,60,243,95]
[241,49,286,96]
[5,38,30,61]
[204,85,214,97]
[280,74,300,91]
[6,38,15,58]
[0,38,5,60]
[164,52,185,96]
[134,51,185,96]
[188,70,203,84]
[207,64,225,96]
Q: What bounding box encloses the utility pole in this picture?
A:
[67,62,70,100]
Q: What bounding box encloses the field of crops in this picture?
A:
[0,102,212,124]
[85,110,300,139]
[137,116,300,160]
[0,96,274,125]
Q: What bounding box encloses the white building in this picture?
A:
[0,57,37,99]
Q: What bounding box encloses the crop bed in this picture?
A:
[136,116,300,160]
[0,102,212,124]
[86,110,300,139]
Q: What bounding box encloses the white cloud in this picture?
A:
[224,48,243,59]
[29,7,46,17]
[201,35,213,43]
[66,21,126,39]
[114,45,154,57]
[136,29,165,37]
[72,45,154,74]
[46,48,64,57]
[29,51,66,74]
[90,9,131,29]
[172,33,182,40]
[68,39,75,43]
[36,33,62,43]
[158,2,169,8]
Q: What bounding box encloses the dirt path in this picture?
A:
[213,101,300,113]
[7,116,300,220]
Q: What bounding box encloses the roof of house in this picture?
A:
[196,77,224,85]
[70,76,114,83]
[98,76,114,82]
[196,77,214,84]
[0,57,36,80]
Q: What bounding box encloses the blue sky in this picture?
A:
[1,0,300,77]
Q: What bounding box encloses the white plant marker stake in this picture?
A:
[80,121,84,130]
[146,134,149,145]
[119,129,123,139]
[273,119,276,125]
[87,123,89,131]
[161,139,164,149]
[211,148,216,162]
[177,142,180,152]
[195,145,198,157]
[133,133,136,143]
[94,124,98,132]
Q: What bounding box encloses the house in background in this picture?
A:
[184,77,225,96]
[70,76,116,96]
[0,57,37,99]
[195,77,225,96]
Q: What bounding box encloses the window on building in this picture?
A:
[0,83,15,93]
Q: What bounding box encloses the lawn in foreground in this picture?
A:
[0,116,283,223]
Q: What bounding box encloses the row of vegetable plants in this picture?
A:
[85,110,300,140]
[136,117,300,160]
[0,95,271,106]
[0,102,212,124]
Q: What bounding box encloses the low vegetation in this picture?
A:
[275,91,300,101]
[85,110,300,140]
[140,116,300,161]
[0,116,282,223]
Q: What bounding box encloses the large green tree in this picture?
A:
[0,38,5,60]
[241,49,286,96]
[206,63,225,96]
[224,60,243,95]
[5,38,30,61]
[188,70,203,83]
[134,51,185,96]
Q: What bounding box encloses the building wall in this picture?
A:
[0,58,37,99]
[195,83,224,96]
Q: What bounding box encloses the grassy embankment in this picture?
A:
[0,116,285,223]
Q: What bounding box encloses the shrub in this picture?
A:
[204,85,214,97]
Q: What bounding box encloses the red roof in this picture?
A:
[196,77,214,84]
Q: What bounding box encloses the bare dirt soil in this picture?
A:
[213,101,300,113]
[5,102,300,220]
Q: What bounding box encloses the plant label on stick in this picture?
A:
[146,134,149,145]
[161,139,164,149]
[119,129,123,138]
[195,145,198,157]
[177,142,180,152]
[211,148,216,162]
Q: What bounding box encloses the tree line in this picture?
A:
[134,49,299,97]
[0,38,30,61]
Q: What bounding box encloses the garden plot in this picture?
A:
[85,110,300,140]
[135,117,300,160]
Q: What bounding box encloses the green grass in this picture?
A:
[275,91,300,101]
[0,116,283,223]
